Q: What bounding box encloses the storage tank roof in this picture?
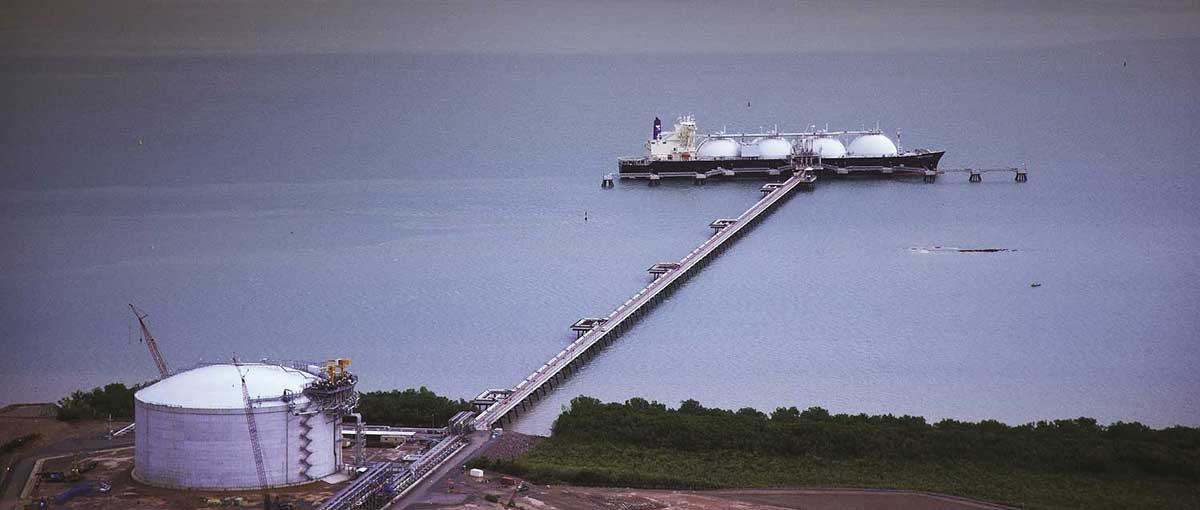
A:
[136,363,316,409]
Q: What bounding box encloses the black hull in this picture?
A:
[618,151,945,175]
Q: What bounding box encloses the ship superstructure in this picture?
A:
[619,116,944,175]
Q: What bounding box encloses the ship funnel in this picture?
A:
[653,117,662,140]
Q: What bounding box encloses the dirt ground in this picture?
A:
[0,405,120,452]
[474,431,543,461]
[423,473,1016,510]
[1,404,128,505]
[20,439,454,510]
[357,441,432,465]
[24,448,349,509]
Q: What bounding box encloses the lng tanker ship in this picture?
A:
[618,116,944,175]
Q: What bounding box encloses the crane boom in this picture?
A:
[129,304,170,378]
[238,366,270,491]
[235,362,274,506]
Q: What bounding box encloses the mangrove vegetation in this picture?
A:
[470,396,1200,510]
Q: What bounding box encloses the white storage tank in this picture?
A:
[756,137,793,159]
[697,138,740,159]
[810,137,847,158]
[133,363,342,490]
[848,134,898,157]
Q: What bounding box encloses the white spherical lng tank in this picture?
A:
[847,134,898,157]
[697,138,740,158]
[133,363,341,490]
[810,137,847,158]
[756,137,793,159]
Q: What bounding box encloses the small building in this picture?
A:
[340,428,416,447]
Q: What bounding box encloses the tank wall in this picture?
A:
[134,400,338,490]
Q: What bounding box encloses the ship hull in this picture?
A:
[618,151,945,175]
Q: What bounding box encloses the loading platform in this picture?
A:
[472,169,816,430]
[570,317,608,338]
[647,262,680,276]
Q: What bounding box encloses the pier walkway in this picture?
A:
[472,169,816,430]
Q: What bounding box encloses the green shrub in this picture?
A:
[356,387,472,427]
[56,383,147,421]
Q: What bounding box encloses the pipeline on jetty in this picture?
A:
[472,168,817,430]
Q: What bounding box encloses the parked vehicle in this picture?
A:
[37,472,65,483]
[52,483,92,505]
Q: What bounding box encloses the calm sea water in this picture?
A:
[2,39,1197,433]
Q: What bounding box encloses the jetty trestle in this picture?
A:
[472,169,817,430]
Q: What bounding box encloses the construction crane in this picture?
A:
[237,364,272,507]
[129,304,170,378]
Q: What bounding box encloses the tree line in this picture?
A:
[354,387,473,427]
[540,396,1199,478]
[57,383,147,421]
[471,397,1200,509]
[54,382,471,428]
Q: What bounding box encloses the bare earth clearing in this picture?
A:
[25,449,342,510]
[407,432,1016,510]
[412,473,1016,510]
[0,405,113,451]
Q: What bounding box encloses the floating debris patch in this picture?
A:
[909,246,1014,254]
